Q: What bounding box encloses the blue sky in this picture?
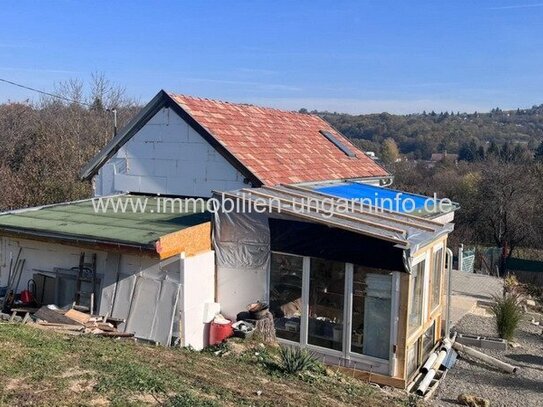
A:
[0,1,542,114]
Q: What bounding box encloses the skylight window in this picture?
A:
[319,130,356,157]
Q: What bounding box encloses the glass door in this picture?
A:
[307,258,345,352]
[350,266,392,360]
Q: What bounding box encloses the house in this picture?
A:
[0,90,457,387]
[80,90,391,196]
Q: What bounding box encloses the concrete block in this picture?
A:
[456,334,481,347]
[480,337,508,350]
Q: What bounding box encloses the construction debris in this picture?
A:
[2,303,131,338]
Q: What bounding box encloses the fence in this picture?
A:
[506,257,543,286]
[458,245,475,273]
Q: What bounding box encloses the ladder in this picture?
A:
[73,252,97,313]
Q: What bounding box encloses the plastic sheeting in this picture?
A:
[212,200,271,319]
[98,254,182,346]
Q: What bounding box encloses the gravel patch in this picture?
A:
[432,311,543,407]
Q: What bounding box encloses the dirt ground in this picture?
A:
[0,323,413,407]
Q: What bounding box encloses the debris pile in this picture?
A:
[1,304,132,338]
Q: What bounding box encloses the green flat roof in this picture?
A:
[0,195,210,249]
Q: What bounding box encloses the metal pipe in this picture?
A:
[445,248,453,338]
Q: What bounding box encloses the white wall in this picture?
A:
[180,250,215,350]
[0,236,109,296]
[95,107,247,198]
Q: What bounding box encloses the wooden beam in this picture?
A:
[335,366,406,389]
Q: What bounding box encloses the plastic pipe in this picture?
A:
[421,352,438,374]
[453,342,518,373]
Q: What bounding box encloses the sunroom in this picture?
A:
[212,184,455,388]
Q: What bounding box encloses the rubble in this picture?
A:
[2,304,132,338]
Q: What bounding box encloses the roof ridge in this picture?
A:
[167,91,322,119]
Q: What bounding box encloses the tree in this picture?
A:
[458,140,478,162]
[473,162,539,275]
[535,141,543,161]
[380,138,400,165]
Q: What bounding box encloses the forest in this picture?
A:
[0,78,542,267]
[317,106,543,161]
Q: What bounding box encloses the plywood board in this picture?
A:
[156,221,211,259]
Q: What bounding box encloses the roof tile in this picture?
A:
[168,93,389,185]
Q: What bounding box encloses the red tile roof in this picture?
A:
[168,93,389,186]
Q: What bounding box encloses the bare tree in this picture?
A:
[474,161,540,274]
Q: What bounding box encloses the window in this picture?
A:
[351,266,392,360]
[408,260,425,335]
[319,130,356,157]
[421,322,436,358]
[308,258,345,352]
[406,340,420,378]
[430,248,443,311]
[269,253,303,342]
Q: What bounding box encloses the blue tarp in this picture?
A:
[315,183,436,213]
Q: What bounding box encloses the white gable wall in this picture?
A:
[94,107,247,197]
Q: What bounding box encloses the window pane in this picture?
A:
[308,258,345,352]
[430,249,443,310]
[270,253,303,342]
[351,266,392,360]
[408,261,425,335]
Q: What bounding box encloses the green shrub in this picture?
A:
[490,294,523,341]
[279,346,319,374]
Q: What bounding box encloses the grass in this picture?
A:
[490,293,523,341]
[0,323,409,407]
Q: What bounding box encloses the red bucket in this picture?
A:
[209,320,233,345]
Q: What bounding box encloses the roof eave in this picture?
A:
[0,226,158,254]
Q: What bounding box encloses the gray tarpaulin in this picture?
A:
[212,195,271,317]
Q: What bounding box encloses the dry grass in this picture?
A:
[0,323,411,407]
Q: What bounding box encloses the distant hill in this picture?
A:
[314,105,543,159]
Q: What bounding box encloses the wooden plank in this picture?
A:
[395,273,411,380]
[336,365,406,389]
[65,308,91,325]
[37,322,85,331]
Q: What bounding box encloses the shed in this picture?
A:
[0,195,214,348]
